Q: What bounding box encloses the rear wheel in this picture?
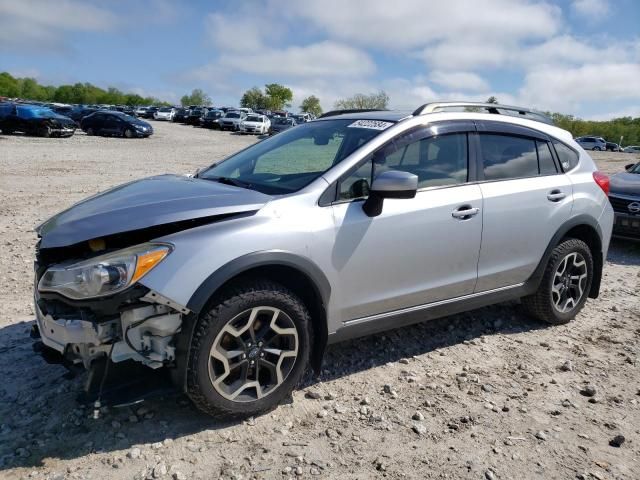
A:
[187,280,311,418]
[522,238,593,324]
[86,127,95,136]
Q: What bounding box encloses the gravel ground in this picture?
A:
[0,123,639,480]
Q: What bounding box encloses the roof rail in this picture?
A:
[412,102,554,125]
[319,108,387,118]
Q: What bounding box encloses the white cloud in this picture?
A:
[205,13,268,52]
[572,0,609,17]
[283,0,560,49]
[518,63,640,112]
[217,41,376,78]
[0,0,117,52]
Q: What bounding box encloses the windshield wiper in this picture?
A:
[206,176,253,189]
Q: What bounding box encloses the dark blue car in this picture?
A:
[80,111,153,138]
[0,103,76,137]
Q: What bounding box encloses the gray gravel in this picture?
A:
[0,123,639,479]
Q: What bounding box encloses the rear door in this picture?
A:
[474,121,573,292]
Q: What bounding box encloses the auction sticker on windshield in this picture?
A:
[347,120,394,130]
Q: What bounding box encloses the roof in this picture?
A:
[316,110,412,122]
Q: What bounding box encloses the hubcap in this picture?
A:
[208,306,298,402]
[552,252,588,313]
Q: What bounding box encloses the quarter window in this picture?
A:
[552,140,580,171]
[479,134,538,180]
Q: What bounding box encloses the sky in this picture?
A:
[1,0,639,120]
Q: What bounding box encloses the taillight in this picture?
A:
[593,171,610,195]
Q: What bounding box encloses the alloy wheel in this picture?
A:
[551,252,588,313]
[208,306,299,402]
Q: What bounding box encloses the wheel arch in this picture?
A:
[526,215,604,299]
[171,252,331,391]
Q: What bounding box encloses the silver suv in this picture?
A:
[32,102,613,417]
[575,136,607,151]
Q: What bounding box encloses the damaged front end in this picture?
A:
[32,238,189,406]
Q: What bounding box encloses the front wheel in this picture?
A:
[123,128,134,138]
[592,146,601,151]
[187,280,311,418]
[522,238,593,324]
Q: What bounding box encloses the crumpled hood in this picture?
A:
[37,174,271,249]
[610,172,640,196]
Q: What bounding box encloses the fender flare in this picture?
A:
[524,214,604,297]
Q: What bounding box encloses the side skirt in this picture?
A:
[328,283,533,344]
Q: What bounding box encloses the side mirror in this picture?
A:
[625,163,634,171]
[363,170,418,217]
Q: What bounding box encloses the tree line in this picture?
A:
[3,71,638,145]
[0,72,169,106]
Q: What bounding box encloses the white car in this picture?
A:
[134,106,149,117]
[219,111,247,131]
[239,114,270,134]
[154,107,175,121]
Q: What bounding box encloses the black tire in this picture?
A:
[521,238,593,325]
[592,146,601,151]
[187,280,311,418]
[40,125,51,138]
[86,127,95,136]
[124,128,134,138]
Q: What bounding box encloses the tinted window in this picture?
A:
[537,141,557,175]
[552,140,580,171]
[479,134,538,180]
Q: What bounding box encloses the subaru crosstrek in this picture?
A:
[32,102,614,417]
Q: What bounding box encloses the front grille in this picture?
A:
[609,195,640,215]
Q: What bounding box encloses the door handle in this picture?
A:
[452,205,480,219]
[547,190,566,202]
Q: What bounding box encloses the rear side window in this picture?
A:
[552,140,579,171]
[479,134,538,180]
[537,141,557,175]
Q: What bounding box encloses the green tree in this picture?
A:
[0,72,20,97]
[334,90,389,110]
[240,87,267,110]
[300,95,322,117]
[264,83,293,110]
[181,88,212,106]
[20,78,46,101]
[486,96,498,104]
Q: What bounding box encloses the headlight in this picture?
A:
[38,243,171,299]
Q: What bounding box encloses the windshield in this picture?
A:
[629,162,640,173]
[274,118,293,125]
[159,107,172,112]
[246,115,262,122]
[199,119,392,194]
[225,112,240,119]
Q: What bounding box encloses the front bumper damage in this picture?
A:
[32,285,189,406]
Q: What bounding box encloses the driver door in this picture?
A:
[329,125,483,322]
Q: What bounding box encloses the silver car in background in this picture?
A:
[32,102,613,418]
[575,136,607,151]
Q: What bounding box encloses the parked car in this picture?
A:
[80,111,153,138]
[292,113,311,123]
[200,109,224,129]
[173,108,190,123]
[187,107,206,125]
[115,105,136,116]
[154,107,175,121]
[140,107,159,119]
[66,106,98,124]
[605,142,621,152]
[31,102,613,418]
[135,106,149,117]
[219,110,247,131]
[269,116,297,135]
[0,103,76,137]
[622,146,640,154]
[239,114,270,134]
[608,161,640,240]
[575,136,607,151]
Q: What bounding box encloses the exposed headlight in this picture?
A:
[38,243,171,299]
[135,124,147,130]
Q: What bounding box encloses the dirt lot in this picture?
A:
[0,123,639,480]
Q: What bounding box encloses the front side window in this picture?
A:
[479,134,538,180]
[199,119,391,194]
[338,130,469,200]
